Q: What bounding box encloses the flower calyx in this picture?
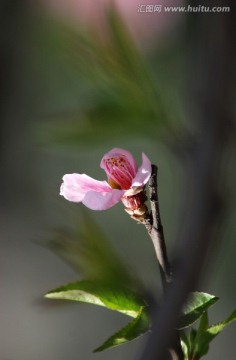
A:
[122,189,149,223]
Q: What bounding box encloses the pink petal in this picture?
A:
[131,153,152,188]
[60,173,111,203]
[82,189,124,210]
[100,148,138,175]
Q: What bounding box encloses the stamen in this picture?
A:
[105,155,135,189]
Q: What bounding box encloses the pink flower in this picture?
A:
[60,148,152,211]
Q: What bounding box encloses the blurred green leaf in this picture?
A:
[180,330,190,360]
[35,5,179,147]
[189,328,198,356]
[197,310,209,334]
[178,292,219,329]
[46,212,135,287]
[45,279,150,351]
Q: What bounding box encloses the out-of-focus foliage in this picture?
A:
[35,5,183,147]
[45,211,135,286]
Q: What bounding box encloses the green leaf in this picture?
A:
[198,311,209,334]
[45,279,150,351]
[94,306,149,352]
[189,328,198,356]
[45,279,146,316]
[193,308,236,359]
[179,330,190,360]
[178,292,219,329]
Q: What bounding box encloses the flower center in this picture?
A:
[105,155,136,190]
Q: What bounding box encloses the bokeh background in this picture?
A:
[1,0,235,359]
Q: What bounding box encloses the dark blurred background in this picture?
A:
[0,0,235,359]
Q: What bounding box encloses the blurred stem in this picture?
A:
[145,164,173,288]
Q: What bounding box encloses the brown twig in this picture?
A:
[144,165,183,360]
[144,164,173,287]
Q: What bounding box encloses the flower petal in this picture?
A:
[100,148,138,176]
[60,173,111,203]
[82,189,125,210]
[131,153,152,188]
